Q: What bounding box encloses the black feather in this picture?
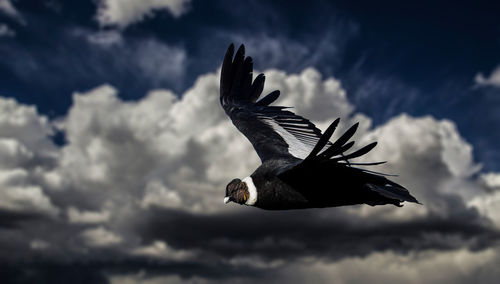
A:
[232,48,249,96]
[220,44,235,102]
[256,90,280,106]
[241,57,254,100]
[324,122,359,157]
[366,183,420,204]
[332,142,378,162]
[249,74,265,102]
[320,140,355,159]
[306,118,340,159]
[340,161,387,166]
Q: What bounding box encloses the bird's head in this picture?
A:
[224,178,249,205]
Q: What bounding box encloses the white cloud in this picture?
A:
[141,180,183,209]
[96,0,192,28]
[227,255,285,270]
[52,78,235,214]
[475,66,500,88]
[0,97,59,216]
[265,68,354,121]
[134,39,187,86]
[30,239,50,250]
[80,226,123,247]
[0,138,33,168]
[0,0,23,22]
[469,173,500,229]
[469,191,500,229]
[67,206,110,224]
[0,168,58,215]
[0,23,15,37]
[1,67,496,219]
[70,28,188,90]
[360,114,480,179]
[349,114,483,220]
[0,97,56,152]
[130,240,195,261]
[85,30,123,46]
[279,248,500,284]
[479,172,500,190]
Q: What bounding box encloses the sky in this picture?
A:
[1,0,500,283]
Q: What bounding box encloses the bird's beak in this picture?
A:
[224,197,230,204]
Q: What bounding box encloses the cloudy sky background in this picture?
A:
[1,0,500,283]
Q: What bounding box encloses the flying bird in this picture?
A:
[220,44,419,210]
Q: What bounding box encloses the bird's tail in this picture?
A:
[364,178,421,206]
[304,118,421,205]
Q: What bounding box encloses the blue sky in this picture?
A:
[1,1,500,283]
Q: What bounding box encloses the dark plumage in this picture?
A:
[220,44,420,210]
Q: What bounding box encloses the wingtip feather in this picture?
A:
[256,90,280,106]
[307,118,341,159]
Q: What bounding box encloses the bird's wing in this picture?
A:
[220,44,329,162]
[277,119,420,204]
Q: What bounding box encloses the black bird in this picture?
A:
[221,44,420,210]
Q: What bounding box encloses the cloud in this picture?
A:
[0,97,56,152]
[480,172,500,190]
[469,191,500,229]
[96,0,192,28]
[0,168,58,215]
[0,98,59,216]
[130,240,196,261]
[25,27,188,92]
[110,247,500,283]
[67,207,110,224]
[80,226,123,247]
[0,0,23,22]
[29,239,50,250]
[468,173,500,229]
[222,23,358,75]
[85,30,123,46]
[475,66,500,88]
[140,180,183,209]
[272,247,500,284]
[0,67,499,283]
[0,23,15,37]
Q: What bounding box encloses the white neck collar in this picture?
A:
[242,176,257,206]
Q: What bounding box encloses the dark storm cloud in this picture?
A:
[0,209,43,229]
[139,207,499,262]
[1,206,498,283]
[0,256,259,284]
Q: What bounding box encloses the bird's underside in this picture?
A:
[220,43,420,210]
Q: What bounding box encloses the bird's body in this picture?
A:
[244,158,406,210]
[220,44,420,210]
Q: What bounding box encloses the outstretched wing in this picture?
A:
[278,120,421,205]
[220,44,329,162]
